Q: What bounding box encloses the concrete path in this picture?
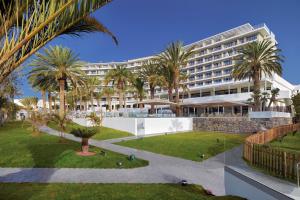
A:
[0,126,243,196]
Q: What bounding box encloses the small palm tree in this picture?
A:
[51,113,68,138]
[70,128,97,156]
[87,112,102,128]
[232,39,283,111]
[157,41,196,116]
[268,88,280,108]
[104,65,132,109]
[29,46,86,119]
[102,87,114,112]
[261,92,270,111]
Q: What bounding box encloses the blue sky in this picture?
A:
[21,0,300,97]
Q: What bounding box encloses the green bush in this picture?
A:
[292,92,300,121]
[70,128,97,138]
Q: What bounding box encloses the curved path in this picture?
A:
[0,126,245,196]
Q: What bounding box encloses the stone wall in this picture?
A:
[193,117,292,133]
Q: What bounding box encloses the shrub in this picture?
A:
[70,128,97,139]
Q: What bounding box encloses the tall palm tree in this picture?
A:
[131,77,145,108]
[157,41,196,116]
[0,0,118,83]
[28,46,86,119]
[232,39,283,111]
[104,65,132,109]
[139,60,165,113]
[102,87,114,112]
[86,77,101,111]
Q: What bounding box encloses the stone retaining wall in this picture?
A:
[193,117,292,133]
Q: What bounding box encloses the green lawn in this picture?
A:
[48,120,132,140]
[0,183,244,200]
[0,121,147,168]
[117,132,246,162]
[269,131,300,153]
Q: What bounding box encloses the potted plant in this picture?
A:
[70,128,97,156]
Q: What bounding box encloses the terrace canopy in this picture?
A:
[180,100,249,107]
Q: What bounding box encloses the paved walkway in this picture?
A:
[0,126,299,198]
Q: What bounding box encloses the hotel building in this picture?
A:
[81,23,298,116]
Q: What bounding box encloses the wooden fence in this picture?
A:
[243,123,300,181]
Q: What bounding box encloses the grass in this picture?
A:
[48,120,132,140]
[0,183,245,200]
[269,131,300,153]
[117,131,246,162]
[0,121,147,168]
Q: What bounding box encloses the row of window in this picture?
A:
[183,60,233,74]
[187,68,233,81]
[191,34,257,58]
[187,77,233,88]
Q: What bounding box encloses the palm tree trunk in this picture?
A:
[80,94,83,111]
[41,90,47,114]
[48,91,52,113]
[90,93,94,111]
[59,79,65,119]
[174,75,180,116]
[150,87,155,114]
[53,97,56,112]
[168,87,173,101]
[253,71,261,111]
[108,96,112,112]
[119,91,123,109]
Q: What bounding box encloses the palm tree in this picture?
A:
[157,41,196,116]
[102,87,114,112]
[261,92,270,111]
[139,60,165,113]
[28,73,57,114]
[86,77,101,111]
[28,46,86,119]
[104,65,133,109]
[131,77,145,108]
[0,0,118,83]
[268,88,280,109]
[232,39,283,111]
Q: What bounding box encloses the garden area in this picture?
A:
[269,131,300,153]
[0,121,147,168]
[117,131,246,162]
[0,183,244,200]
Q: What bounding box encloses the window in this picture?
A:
[189,61,194,66]
[197,66,203,71]
[205,64,212,70]
[214,62,221,68]
[239,38,244,44]
[223,60,232,66]
[230,88,237,94]
[189,76,195,81]
[214,79,222,84]
[224,77,232,82]
[200,50,206,55]
[214,70,222,76]
[202,91,211,96]
[205,56,212,62]
[191,93,200,98]
[205,81,212,85]
[197,58,203,63]
[196,74,203,79]
[246,35,257,41]
[214,46,222,51]
[205,72,212,78]
[224,68,232,74]
[196,82,203,86]
[189,69,195,74]
[215,90,229,95]
[214,54,221,60]
[241,87,249,93]
[189,83,195,88]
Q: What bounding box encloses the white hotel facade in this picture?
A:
[82,23,299,116]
